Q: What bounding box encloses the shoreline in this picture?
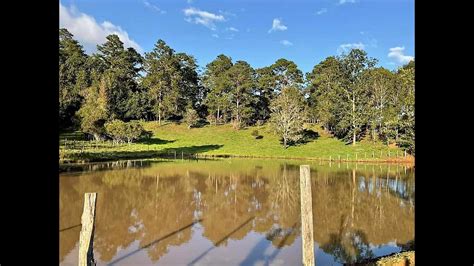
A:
[59,152,414,165]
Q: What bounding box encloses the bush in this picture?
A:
[124,120,145,143]
[184,108,200,129]
[105,119,127,144]
[105,119,146,144]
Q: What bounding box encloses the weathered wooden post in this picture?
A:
[182,151,184,160]
[78,193,97,266]
[174,150,177,159]
[404,150,407,158]
[299,165,315,266]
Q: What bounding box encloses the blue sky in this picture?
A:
[59,0,414,74]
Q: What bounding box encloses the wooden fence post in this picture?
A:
[299,165,315,266]
[79,193,97,266]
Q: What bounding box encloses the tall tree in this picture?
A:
[254,67,277,121]
[395,60,415,153]
[227,61,256,129]
[253,59,303,123]
[305,56,342,131]
[59,28,89,129]
[202,54,233,124]
[76,79,109,140]
[94,35,143,120]
[270,86,307,148]
[360,67,397,142]
[142,40,199,124]
[271,59,304,93]
[337,49,377,145]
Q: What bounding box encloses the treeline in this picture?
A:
[59,29,414,153]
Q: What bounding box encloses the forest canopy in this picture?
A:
[59,29,414,153]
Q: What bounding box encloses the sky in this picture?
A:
[59,0,414,74]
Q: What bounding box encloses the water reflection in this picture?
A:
[60,159,414,265]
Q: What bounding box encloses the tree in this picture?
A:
[76,79,109,140]
[142,40,199,124]
[337,49,377,145]
[93,34,143,120]
[59,28,89,129]
[105,119,145,144]
[104,119,127,144]
[395,60,415,154]
[253,59,303,124]
[305,56,342,131]
[227,60,256,129]
[124,120,145,144]
[183,108,200,129]
[271,59,304,93]
[202,54,234,125]
[360,67,396,142]
[254,67,277,121]
[270,87,307,148]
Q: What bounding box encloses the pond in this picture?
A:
[60,158,414,265]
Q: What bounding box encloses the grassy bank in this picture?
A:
[60,122,414,163]
[355,251,415,266]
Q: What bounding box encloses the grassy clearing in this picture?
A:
[59,121,413,163]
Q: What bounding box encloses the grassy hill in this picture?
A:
[59,121,413,163]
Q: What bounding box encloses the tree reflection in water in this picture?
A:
[60,159,414,265]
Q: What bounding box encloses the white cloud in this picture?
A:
[337,42,365,53]
[187,0,193,3]
[316,8,328,15]
[268,18,287,33]
[59,3,142,53]
[388,47,414,64]
[280,40,293,46]
[339,0,357,4]
[212,33,219,38]
[226,27,239,32]
[144,1,166,14]
[183,7,225,30]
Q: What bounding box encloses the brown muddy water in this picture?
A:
[60,158,414,265]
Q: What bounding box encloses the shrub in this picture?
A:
[251,130,259,137]
[184,108,200,129]
[105,119,146,144]
[105,119,127,144]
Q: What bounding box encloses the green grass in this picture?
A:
[59,121,413,163]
